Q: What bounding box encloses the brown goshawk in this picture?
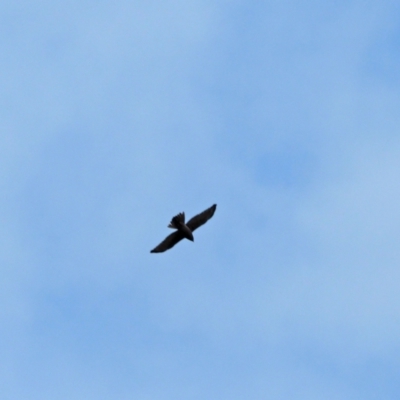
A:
[150,204,217,253]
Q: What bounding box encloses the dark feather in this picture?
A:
[168,212,185,229]
[186,204,217,232]
[150,230,185,253]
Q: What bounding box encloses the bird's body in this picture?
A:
[167,212,194,241]
[150,204,217,253]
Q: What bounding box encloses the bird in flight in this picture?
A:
[150,204,217,253]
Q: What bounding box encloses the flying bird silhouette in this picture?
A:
[150,204,217,253]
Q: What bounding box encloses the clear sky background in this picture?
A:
[1,1,400,399]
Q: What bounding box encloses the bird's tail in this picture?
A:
[168,212,185,228]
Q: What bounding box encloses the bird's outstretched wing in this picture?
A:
[186,204,217,232]
[150,230,185,253]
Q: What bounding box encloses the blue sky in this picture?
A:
[1,1,400,399]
